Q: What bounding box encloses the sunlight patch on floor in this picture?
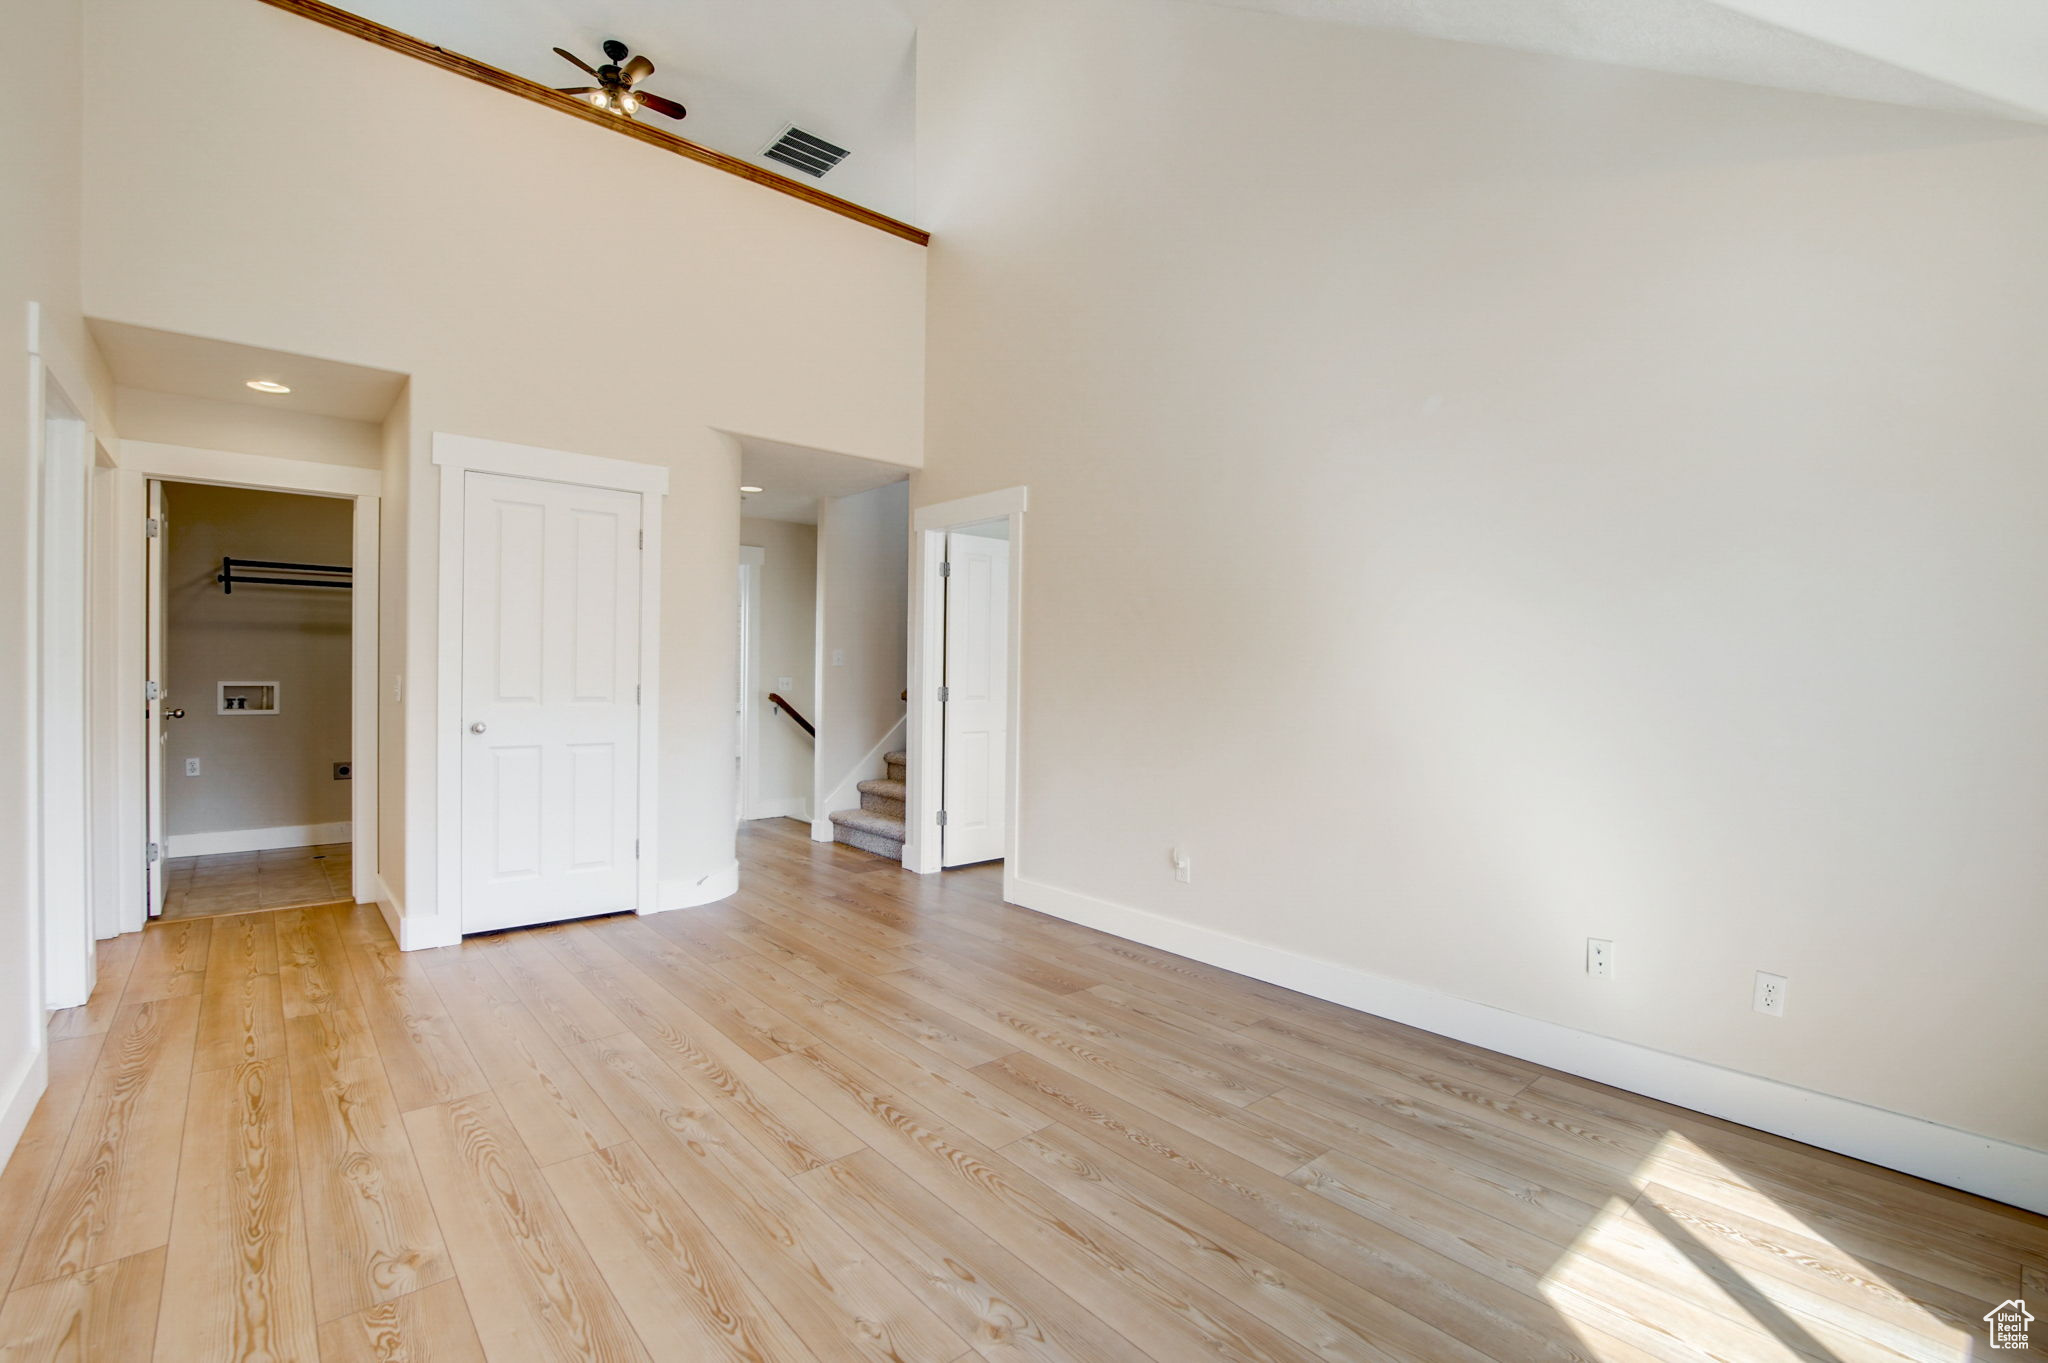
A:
[1539,1131,1972,1363]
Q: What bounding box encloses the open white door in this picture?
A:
[459,471,643,934]
[145,481,167,916]
[940,530,1010,867]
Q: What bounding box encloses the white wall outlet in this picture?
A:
[1171,848,1192,884]
[831,649,846,667]
[776,676,793,690]
[184,757,202,777]
[1753,971,1788,1017]
[391,674,403,704]
[1586,938,1613,978]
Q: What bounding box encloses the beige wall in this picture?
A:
[115,386,381,468]
[813,483,910,820]
[742,518,819,819]
[918,0,2048,1151]
[84,0,926,924]
[162,484,353,841]
[0,0,115,1156]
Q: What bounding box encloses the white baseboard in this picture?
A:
[0,1042,50,1178]
[378,873,459,952]
[167,821,351,858]
[744,798,809,822]
[1008,875,2048,1216]
[651,862,740,914]
[373,874,404,944]
[398,914,460,950]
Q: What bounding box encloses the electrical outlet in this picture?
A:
[1586,938,1613,978]
[184,757,202,777]
[1753,971,1788,1017]
[391,674,403,704]
[831,649,846,667]
[1171,848,1192,884]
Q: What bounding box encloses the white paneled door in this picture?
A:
[460,471,643,933]
[941,530,1010,867]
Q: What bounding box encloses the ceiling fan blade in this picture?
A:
[553,46,598,77]
[555,86,601,95]
[634,90,686,119]
[623,54,654,85]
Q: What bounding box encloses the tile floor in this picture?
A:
[159,843,354,919]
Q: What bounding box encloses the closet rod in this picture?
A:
[217,556,353,595]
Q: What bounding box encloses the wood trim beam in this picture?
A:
[250,0,931,246]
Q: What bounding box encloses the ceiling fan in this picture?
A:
[553,40,686,121]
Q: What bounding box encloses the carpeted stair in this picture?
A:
[829,750,908,860]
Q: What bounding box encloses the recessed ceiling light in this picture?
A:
[740,485,764,493]
[245,379,291,394]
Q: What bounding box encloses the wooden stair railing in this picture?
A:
[767,693,815,737]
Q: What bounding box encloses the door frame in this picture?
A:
[140,477,163,921]
[91,462,147,940]
[30,358,95,1010]
[432,434,668,936]
[904,486,1027,883]
[738,545,765,821]
[110,441,381,929]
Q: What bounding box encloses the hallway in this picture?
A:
[0,820,2040,1361]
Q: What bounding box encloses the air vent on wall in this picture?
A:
[762,126,850,178]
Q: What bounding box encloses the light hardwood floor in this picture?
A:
[4,818,2042,1362]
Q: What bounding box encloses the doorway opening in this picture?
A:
[731,435,910,858]
[738,538,820,825]
[906,488,1026,878]
[150,481,356,919]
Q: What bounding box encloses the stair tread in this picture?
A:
[857,778,906,799]
[828,807,906,839]
[884,751,907,767]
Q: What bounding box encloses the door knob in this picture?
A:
[165,707,186,720]
[470,722,487,734]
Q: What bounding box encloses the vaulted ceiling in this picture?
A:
[352,0,2046,227]
[343,0,920,218]
[1193,0,2048,123]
